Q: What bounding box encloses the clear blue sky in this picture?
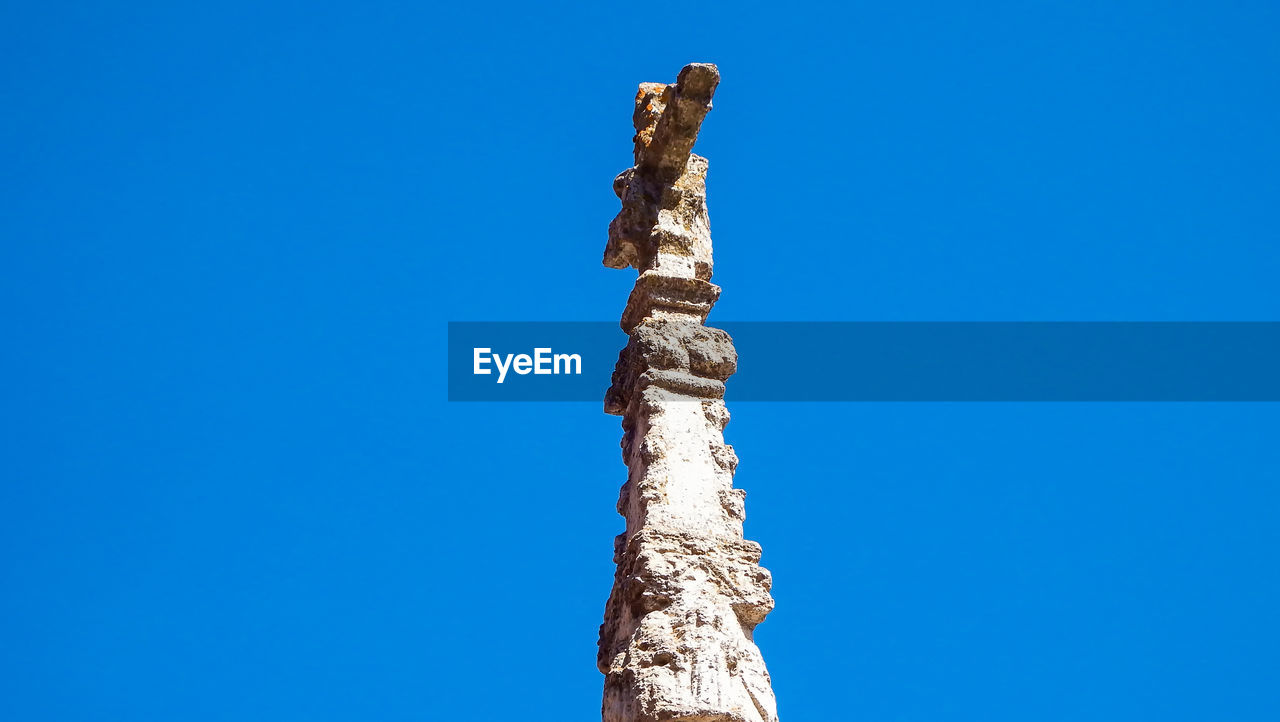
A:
[3,2,1279,720]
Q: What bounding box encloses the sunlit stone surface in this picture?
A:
[598,63,779,722]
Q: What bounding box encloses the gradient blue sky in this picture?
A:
[4,2,1279,720]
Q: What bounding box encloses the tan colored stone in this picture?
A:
[599,63,779,722]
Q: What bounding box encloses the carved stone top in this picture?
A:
[603,63,730,414]
[631,63,719,184]
[604,63,720,282]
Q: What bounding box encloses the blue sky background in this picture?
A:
[3,2,1279,720]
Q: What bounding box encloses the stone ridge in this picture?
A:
[598,63,780,722]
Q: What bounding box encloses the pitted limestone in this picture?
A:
[598,63,780,722]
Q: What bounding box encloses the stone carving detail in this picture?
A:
[598,63,779,722]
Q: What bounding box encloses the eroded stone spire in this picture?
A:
[598,63,779,722]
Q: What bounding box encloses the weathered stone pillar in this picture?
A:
[597,63,779,722]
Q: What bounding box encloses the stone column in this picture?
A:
[597,63,779,722]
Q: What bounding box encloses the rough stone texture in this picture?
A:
[598,63,779,722]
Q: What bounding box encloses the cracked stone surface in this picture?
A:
[598,63,779,722]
